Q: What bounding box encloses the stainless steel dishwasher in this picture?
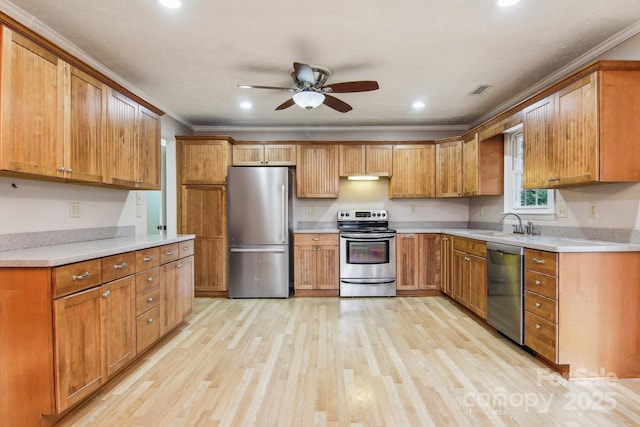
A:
[487,242,524,344]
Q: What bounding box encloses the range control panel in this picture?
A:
[337,209,388,222]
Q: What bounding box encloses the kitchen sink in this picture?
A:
[470,231,519,237]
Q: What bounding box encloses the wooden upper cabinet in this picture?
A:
[105,89,138,186]
[0,28,64,178]
[177,137,232,184]
[296,144,339,198]
[339,144,392,177]
[462,133,504,196]
[523,96,555,188]
[137,106,161,190]
[233,143,296,166]
[435,140,462,197]
[389,144,435,198]
[64,64,106,183]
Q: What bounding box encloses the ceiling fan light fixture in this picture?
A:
[494,0,520,7]
[159,0,182,8]
[293,91,325,110]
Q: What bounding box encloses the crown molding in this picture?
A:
[192,124,469,133]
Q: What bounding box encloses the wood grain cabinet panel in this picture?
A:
[103,276,136,377]
[390,145,435,198]
[523,96,556,189]
[396,233,441,293]
[136,105,162,189]
[435,140,462,197]
[440,235,453,296]
[233,143,296,166]
[339,144,392,177]
[297,145,339,198]
[463,133,504,196]
[177,137,232,184]
[451,237,487,319]
[293,233,339,293]
[105,88,138,187]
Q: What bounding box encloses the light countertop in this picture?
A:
[0,234,196,267]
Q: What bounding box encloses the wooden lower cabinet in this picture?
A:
[441,235,453,296]
[451,237,487,319]
[396,233,441,293]
[0,239,195,425]
[293,233,339,294]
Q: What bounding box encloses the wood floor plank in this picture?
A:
[60,297,640,426]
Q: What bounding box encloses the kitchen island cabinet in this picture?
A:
[0,237,194,426]
[293,233,339,295]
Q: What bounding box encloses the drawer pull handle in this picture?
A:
[147,318,153,324]
[147,297,154,302]
[166,251,176,256]
[102,290,111,298]
[113,262,128,270]
[177,264,184,268]
[72,272,90,280]
[182,246,192,251]
[312,237,320,241]
[532,258,545,264]
[143,256,155,262]
[147,276,154,282]
[535,324,541,329]
[535,280,541,285]
[535,302,541,308]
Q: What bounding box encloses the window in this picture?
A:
[504,127,555,217]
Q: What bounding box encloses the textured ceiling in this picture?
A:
[4,0,640,129]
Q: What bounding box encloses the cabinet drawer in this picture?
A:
[179,240,195,258]
[160,243,180,264]
[294,234,338,246]
[524,311,557,363]
[452,236,486,257]
[101,252,135,283]
[135,247,160,271]
[136,306,161,353]
[525,249,557,276]
[524,270,558,299]
[524,290,557,323]
[53,259,102,298]
[136,287,160,315]
[135,267,160,294]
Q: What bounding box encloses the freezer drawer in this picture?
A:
[228,246,290,298]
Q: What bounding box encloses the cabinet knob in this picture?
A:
[177,264,184,268]
[66,168,72,174]
[535,324,541,329]
[147,297,154,302]
[147,276,154,282]
[535,302,541,308]
[147,318,154,324]
[102,290,111,298]
[58,166,66,172]
[72,272,90,280]
[535,280,541,285]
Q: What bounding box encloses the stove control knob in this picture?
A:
[339,212,344,217]
[381,212,386,217]
[346,213,350,217]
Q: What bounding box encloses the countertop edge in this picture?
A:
[0,234,196,267]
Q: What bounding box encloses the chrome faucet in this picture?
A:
[499,213,524,234]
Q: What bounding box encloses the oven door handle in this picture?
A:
[340,279,396,285]
[340,233,396,240]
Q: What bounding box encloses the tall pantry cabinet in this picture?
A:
[176,136,232,296]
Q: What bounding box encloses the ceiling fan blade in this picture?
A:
[293,62,316,85]
[323,81,379,93]
[238,84,296,92]
[323,94,352,113]
[275,98,296,110]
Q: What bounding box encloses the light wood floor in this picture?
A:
[60,297,640,426]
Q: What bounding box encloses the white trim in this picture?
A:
[192,124,469,133]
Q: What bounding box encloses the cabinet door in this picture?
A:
[103,276,136,377]
[396,234,419,290]
[293,245,315,290]
[315,246,339,290]
[181,185,227,294]
[53,287,104,412]
[177,255,194,318]
[365,145,393,176]
[0,29,63,178]
[264,144,297,165]
[441,236,452,296]
[462,136,479,196]
[523,96,555,189]
[556,73,598,186]
[178,138,230,184]
[296,145,339,198]
[161,260,179,333]
[339,144,366,176]
[137,105,161,189]
[64,64,105,183]
[233,144,264,165]
[418,234,441,290]
[390,145,435,198]
[105,89,138,186]
[451,250,469,305]
[467,255,487,319]
[435,141,462,197]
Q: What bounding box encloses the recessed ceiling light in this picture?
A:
[159,0,182,8]
[240,101,252,110]
[412,101,426,110]
[495,0,520,7]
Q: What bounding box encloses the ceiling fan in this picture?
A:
[238,62,379,113]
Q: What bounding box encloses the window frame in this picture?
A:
[503,125,555,220]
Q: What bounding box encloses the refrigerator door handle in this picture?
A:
[281,184,287,243]
[230,248,287,253]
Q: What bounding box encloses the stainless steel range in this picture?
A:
[338,209,397,297]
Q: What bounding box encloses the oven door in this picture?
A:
[339,232,396,279]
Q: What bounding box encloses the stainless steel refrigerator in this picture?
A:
[227,167,292,298]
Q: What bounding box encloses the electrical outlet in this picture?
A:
[308,206,314,216]
[136,205,142,218]
[589,202,598,219]
[410,205,416,214]
[557,203,567,218]
[69,202,81,218]
[135,192,143,205]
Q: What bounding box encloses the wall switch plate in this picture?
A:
[589,202,598,219]
[557,203,567,218]
[308,206,314,216]
[69,202,81,218]
[410,204,416,214]
[135,192,143,205]
[136,205,142,218]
